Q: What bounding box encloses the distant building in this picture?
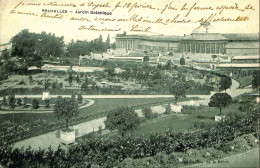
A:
[115,23,259,56]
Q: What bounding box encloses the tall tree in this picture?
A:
[169,82,186,104]
[219,76,232,92]
[32,99,39,109]
[54,96,79,130]
[104,107,140,136]
[208,93,232,115]
[8,93,16,110]
[11,29,64,68]
[68,73,73,87]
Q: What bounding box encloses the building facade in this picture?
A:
[115,23,259,55]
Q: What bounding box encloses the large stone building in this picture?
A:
[115,23,259,55]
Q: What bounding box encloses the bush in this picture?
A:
[231,137,250,152]
[165,103,171,115]
[180,57,185,65]
[45,99,50,108]
[17,98,22,106]
[32,99,39,109]
[243,134,257,147]
[142,107,153,119]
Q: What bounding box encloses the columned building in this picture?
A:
[181,23,227,54]
[115,23,259,56]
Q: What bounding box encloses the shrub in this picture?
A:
[142,107,153,119]
[32,99,39,109]
[77,94,83,104]
[180,57,185,65]
[243,134,257,147]
[231,137,250,152]
[154,152,168,165]
[17,98,22,106]
[165,103,172,115]
[45,99,50,108]
[23,97,28,108]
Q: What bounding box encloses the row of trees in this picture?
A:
[0,30,113,76]
[65,34,111,57]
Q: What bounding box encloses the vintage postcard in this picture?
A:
[0,0,259,167]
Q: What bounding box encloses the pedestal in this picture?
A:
[215,115,225,122]
[60,130,75,145]
[42,91,50,100]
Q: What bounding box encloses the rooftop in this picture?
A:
[222,33,259,41]
[225,42,259,48]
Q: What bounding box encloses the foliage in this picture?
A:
[11,29,64,68]
[17,98,22,106]
[53,96,79,130]
[208,93,232,115]
[165,103,172,115]
[32,99,39,109]
[180,57,185,65]
[23,97,28,108]
[77,94,83,104]
[45,99,50,108]
[142,107,153,119]
[219,76,232,92]
[169,82,186,104]
[252,71,260,89]
[104,107,140,136]
[143,56,149,62]
[0,102,259,167]
[1,48,10,60]
[68,73,73,87]
[8,93,15,110]
[3,96,7,105]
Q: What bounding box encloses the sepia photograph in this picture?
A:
[0,0,259,167]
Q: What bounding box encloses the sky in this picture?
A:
[0,0,259,44]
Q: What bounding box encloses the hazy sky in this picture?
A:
[0,0,259,44]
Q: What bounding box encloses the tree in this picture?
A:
[1,48,10,60]
[208,93,232,115]
[212,55,217,61]
[54,96,79,130]
[17,98,22,106]
[3,96,7,105]
[81,82,88,91]
[180,56,185,65]
[76,74,80,83]
[23,97,28,108]
[165,103,172,115]
[77,94,83,103]
[104,107,140,136]
[32,99,39,109]
[143,56,149,62]
[45,99,50,108]
[219,76,232,92]
[8,93,16,110]
[169,82,186,104]
[68,73,73,87]
[252,71,260,89]
[29,75,33,83]
[142,107,153,119]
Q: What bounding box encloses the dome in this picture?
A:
[192,22,217,34]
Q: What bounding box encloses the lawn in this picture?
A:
[234,76,253,88]
[0,98,173,124]
[130,103,240,137]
